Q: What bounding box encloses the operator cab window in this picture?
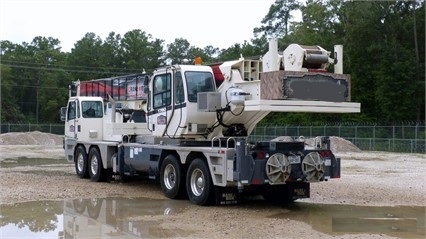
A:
[81,101,103,118]
[153,73,171,108]
[185,71,215,102]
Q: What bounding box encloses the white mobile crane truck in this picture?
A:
[61,39,360,205]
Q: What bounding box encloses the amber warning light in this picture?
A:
[194,57,202,65]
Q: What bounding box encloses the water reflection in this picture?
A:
[0,157,70,168]
[272,203,425,238]
[63,197,190,238]
[0,201,62,232]
[1,198,424,239]
[0,197,189,239]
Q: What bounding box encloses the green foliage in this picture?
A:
[120,30,165,72]
[254,0,301,38]
[0,0,424,124]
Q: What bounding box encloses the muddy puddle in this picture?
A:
[1,197,424,239]
[274,203,425,238]
[0,197,192,239]
[0,157,70,168]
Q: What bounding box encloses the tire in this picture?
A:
[75,145,89,178]
[87,198,103,219]
[73,198,86,214]
[160,155,186,199]
[186,158,214,206]
[88,147,105,182]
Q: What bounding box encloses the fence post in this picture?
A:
[373,125,376,151]
[355,125,357,139]
[369,138,372,151]
[275,126,277,138]
[392,126,395,152]
[415,124,418,151]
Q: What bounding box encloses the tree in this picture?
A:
[102,32,125,72]
[0,41,27,123]
[254,0,301,38]
[120,29,165,73]
[27,37,67,123]
[166,38,192,64]
[67,32,106,80]
[285,0,342,48]
[342,0,425,122]
[1,37,67,123]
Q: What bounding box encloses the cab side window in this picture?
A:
[82,101,103,118]
[175,72,184,104]
[67,101,76,121]
[153,74,171,108]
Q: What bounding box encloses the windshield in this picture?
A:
[185,71,215,102]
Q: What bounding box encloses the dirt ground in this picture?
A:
[0,132,425,238]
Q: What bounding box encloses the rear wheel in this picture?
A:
[75,145,89,178]
[160,155,186,199]
[186,158,214,206]
[88,147,105,182]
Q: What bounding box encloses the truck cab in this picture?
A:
[64,96,104,142]
[145,65,218,139]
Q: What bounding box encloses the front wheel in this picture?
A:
[160,155,186,199]
[75,145,89,178]
[88,147,105,182]
[186,158,214,206]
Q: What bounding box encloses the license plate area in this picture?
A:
[288,155,301,164]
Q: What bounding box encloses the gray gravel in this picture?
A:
[0,132,425,238]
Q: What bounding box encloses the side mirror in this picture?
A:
[143,75,150,94]
[60,107,67,121]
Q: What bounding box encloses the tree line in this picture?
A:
[0,0,424,125]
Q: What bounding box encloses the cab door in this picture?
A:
[64,99,79,140]
[149,73,172,137]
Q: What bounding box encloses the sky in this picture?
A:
[1,0,276,52]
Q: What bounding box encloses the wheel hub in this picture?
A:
[164,165,176,190]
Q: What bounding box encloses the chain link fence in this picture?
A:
[1,123,64,135]
[251,124,425,154]
[1,123,425,153]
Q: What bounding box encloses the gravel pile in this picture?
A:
[272,135,361,153]
[0,131,63,145]
[0,132,424,239]
[0,132,361,153]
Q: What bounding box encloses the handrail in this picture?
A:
[226,137,236,150]
[211,136,221,150]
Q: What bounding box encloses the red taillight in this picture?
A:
[319,150,332,157]
[251,178,262,184]
[257,151,265,159]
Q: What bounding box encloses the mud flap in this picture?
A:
[289,182,310,200]
[214,187,239,205]
[332,157,341,178]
